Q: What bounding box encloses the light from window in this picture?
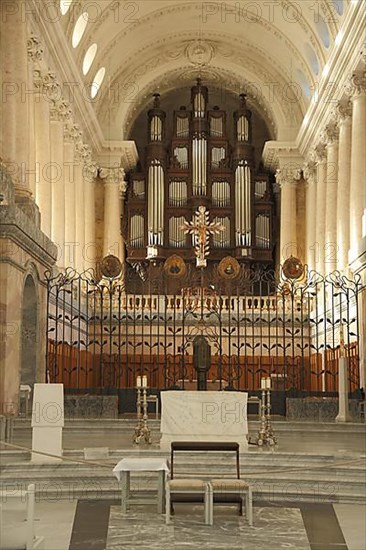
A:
[90,67,106,99]
[60,0,73,15]
[296,70,311,99]
[83,43,98,75]
[315,15,330,48]
[304,43,319,75]
[332,1,344,15]
[72,12,89,48]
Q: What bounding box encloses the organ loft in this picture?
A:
[125,80,276,278]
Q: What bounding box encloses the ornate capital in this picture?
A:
[27,34,43,62]
[335,99,352,122]
[324,122,339,144]
[350,71,366,97]
[303,160,317,185]
[275,167,301,187]
[314,142,327,162]
[99,167,125,183]
[33,70,61,101]
[83,160,98,181]
[75,142,92,163]
[50,100,72,122]
[64,123,82,144]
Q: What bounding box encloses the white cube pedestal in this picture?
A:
[31,383,64,463]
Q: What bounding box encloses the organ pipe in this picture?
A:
[151,115,162,141]
[148,160,164,246]
[256,213,270,248]
[130,214,144,247]
[235,162,251,247]
[176,115,189,137]
[192,137,207,195]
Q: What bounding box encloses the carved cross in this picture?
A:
[181,205,224,268]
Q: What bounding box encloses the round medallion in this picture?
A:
[100,255,122,279]
[164,255,187,278]
[282,256,304,280]
[186,40,214,67]
[218,256,240,280]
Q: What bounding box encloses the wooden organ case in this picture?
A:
[126,80,275,272]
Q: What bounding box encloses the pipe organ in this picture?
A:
[127,81,275,270]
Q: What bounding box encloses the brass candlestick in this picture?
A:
[255,387,277,447]
[133,386,152,445]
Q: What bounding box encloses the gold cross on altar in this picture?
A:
[181,205,224,268]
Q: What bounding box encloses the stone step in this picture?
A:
[12,419,366,432]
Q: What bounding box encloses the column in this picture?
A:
[84,160,98,271]
[63,124,82,268]
[50,101,72,266]
[303,160,317,272]
[0,0,31,195]
[314,144,327,275]
[99,167,126,260]
[349,72,366,261]
[33,71,58,237]
[74,143,87,272]
[336,100,352,272]
[27,35,43,198]
[324,122,339,273]
[275,168,300,265]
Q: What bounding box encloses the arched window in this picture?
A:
[60,0,73,15]
[90,67,106,99]
[296,70,311,99]
[72,12,89,48]
[83,43,97,75]
[304,43,319,75]
[315,15,330,48]
[332,0,343,15]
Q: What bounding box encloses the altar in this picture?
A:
[160,391,248,451]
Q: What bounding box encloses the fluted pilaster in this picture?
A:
[275,167,301,265]
[349,71,366,260]
[99,167,126,261]
[335,100,352,271]
[314,143,327,275]
[303,159,317,272]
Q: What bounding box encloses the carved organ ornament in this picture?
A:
[127,81,275,268]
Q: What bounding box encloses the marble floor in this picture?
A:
[28,499,366,550]
[1,420,365,549]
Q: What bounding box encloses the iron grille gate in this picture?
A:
[45,264,363,412]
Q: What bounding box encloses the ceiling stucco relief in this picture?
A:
[77,1,319,77]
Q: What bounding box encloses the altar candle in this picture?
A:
[136,376,142,388]
[142,375,147,387]
[261,378,266,390]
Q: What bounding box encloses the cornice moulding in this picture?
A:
[297,3,365,155]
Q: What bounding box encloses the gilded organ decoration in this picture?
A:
[126,80,275,272]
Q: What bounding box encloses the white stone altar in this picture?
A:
[160,391,248,451]
[31,383,64,463]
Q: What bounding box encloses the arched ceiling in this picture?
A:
[59,0,347,141]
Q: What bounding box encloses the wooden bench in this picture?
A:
[166,441,252,525]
